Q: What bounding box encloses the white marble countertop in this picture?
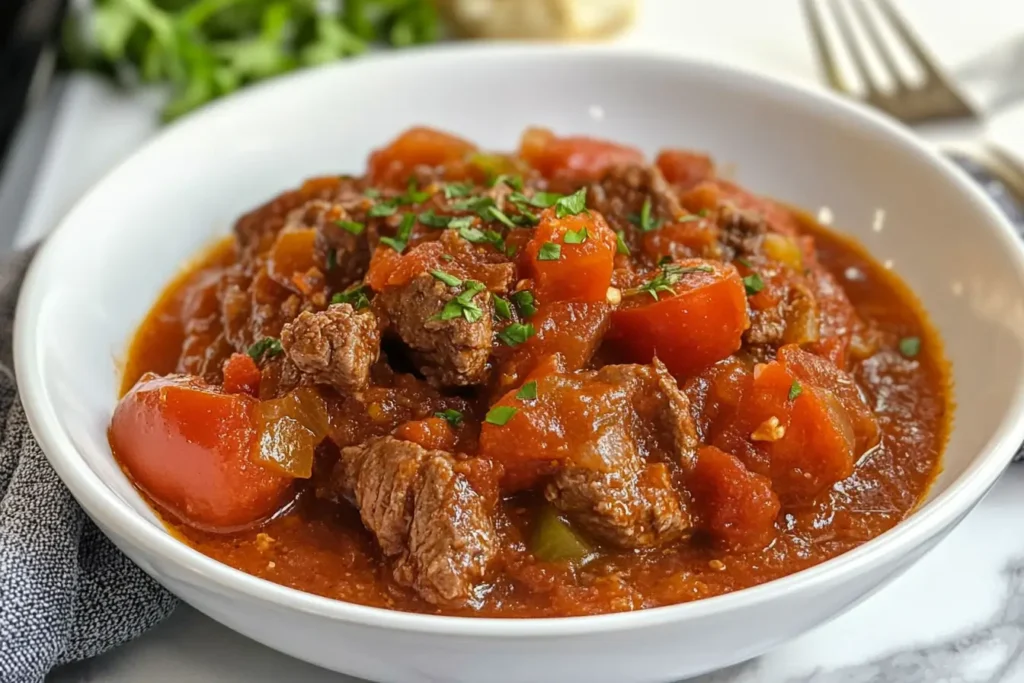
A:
[14,1,1024,681]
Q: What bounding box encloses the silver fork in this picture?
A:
[802,0,976,124]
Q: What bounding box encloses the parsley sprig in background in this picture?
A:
[62,0,439,120]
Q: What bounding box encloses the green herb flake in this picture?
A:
[331,284,371,310]
[401,177,431,204]
[658,255,673,266]
[364,188,381,199]
[447,216,476,230]
[628,196,662,232]
[899,336,921,358]
[737,257,754,268]
[335,219,365,235]
[436,280,486,323]
[452,195,496,216]
[443,182,474,199]
[326,248,338,271]
[537,242,561,261]
[368,200,398,218]
[491,174,524,191]
[418,210,452,229]
[743,273,765,295]
[379,212,416,253]
[554,187,587,218]
[511,290,537,317]
[498,322,536,347]
[511,209,539,227]
[788,380,802,401]
[563,227,588,244]
[246,337,283,362]
[615,230,630,256]
[485,405,518,426]
[510,191,562,210]
[494,296,513,320]
[434,409,464,427]
[626,263,715,301]
[698,208,710,217]
[487,206,517,229]
[431,269,463,287]
[516,380,538,401]
[441,253,454,263]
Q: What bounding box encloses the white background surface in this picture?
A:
[15,0,1024,681]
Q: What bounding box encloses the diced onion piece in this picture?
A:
[762,233,803,270]
[253,388,330,479]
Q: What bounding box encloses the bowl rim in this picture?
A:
[14,43,1024,638]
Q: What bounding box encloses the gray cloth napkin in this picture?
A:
[0,154,1019,683]
[0,249,177,683]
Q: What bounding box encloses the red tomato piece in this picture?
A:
[608,259,749,378]
[110,374,294,531]
[690,445,780,548]
[522,208,617,303]
[222,353,261,397]
[519,127,644,181]
[395,417,457,452]
[368,127,477,187]
[655,150,714,189]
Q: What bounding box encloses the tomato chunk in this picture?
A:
[655,150,714,189]
[222,353,260,396]
[519,127,644,181]
[522,208,617,303]
[368,127,477,187]
[110,374,293,530]
[690,446,779,548]
[608,260,748,377]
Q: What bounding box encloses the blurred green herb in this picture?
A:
[62,0,439,121]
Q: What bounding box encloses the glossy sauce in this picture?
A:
[120,214,950,617]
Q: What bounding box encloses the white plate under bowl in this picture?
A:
[14,45,1024,683]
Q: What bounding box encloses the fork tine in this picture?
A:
[801,0,848,94]
[871,0,942,81]
[849,0,907,91]
[829,0,881,96]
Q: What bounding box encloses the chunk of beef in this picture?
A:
[543,361,697,548]
[280,304,380,393]
[718,204,766,260]
[589,163,683,236]
[336,437,497,607]
[379,272,493,387]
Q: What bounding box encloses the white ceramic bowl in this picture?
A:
[15,46,1024,683]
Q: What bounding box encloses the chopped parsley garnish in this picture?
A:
[516,381,538,401]
[431,270,463,287]
[626,263,715,301]
[487,206,517,229]
[435,409,464,427]
[737,257,754,268]
[494,296,513,320]
[615,230,630,256]
[628,197,662,232]
[402,177,431,204]
[698,208,710,217]
[563,227,588,244]
[246,337,283,362]
[505,244,518,258]
[490,174,524,191]
[459,225,504,251]
[511,208,539,226]
[538,242,561,261]
[788,380,802,401]
[441,253,454,262]
[658,255,673,266]
[510,191,562,209]
[335,219,365,235]
[379,212,416,252]
[498,322,535,347]
[743,272,765,295]
[511,290,537,317]
[899,336,921,358]
[678,214,702,223]
[331,284,371,310]
[451,195,496,215]
[485,405,518,426]
[364,188,381,199]
[418,210,452,229]
[448,216,476,230]
[444,182,474,199]
[326,248,337,271]
[554,187,587,218]
[368,199,399,217]
[437,280,486,323]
